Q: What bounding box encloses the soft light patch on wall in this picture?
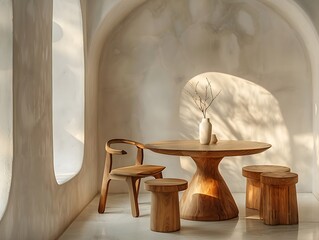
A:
[52,0,85,184]
[0,0,12,220]
[179,72,290,190]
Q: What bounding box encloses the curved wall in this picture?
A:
[0,0,13,221]
[0,0,318,239]
[265,0,319,200]
[97,0,313,192]
[0,1,98,239]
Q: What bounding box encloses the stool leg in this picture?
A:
[246,178,261,210]
[278,186,289,224]
[150,191,180,232]
[288,184,298,224]
[262,184,298,225]
[259,182,264,219]
[261,183,273,225]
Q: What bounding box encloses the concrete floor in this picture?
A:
[59,193,319,240]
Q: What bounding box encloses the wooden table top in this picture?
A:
[145,140,271,158]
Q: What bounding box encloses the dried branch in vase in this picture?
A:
[185,77,221,118]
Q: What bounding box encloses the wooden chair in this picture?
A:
[98,139,165,217]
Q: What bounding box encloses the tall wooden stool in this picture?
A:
[144,178,188,232]
[242,165,290,210]
[260,172,298,225]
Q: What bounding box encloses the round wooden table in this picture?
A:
[145,140,271,221]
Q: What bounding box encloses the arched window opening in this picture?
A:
[52,0,85,184]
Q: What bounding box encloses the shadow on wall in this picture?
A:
[179,72,291,191]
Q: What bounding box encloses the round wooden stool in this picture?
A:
[260,172,298,225]
[144,178,188,232]
[242,165,290,210]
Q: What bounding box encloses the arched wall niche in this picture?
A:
[52,0,85,184]
[91,0,319,194]
[0,0,13,221]
[263,0,319,200]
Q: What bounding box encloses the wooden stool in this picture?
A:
[242,165,290,210]
[144,178,188,232]
[260,172,298,225]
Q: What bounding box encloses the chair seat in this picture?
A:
[111,165,165,177]
[99,139,165,217]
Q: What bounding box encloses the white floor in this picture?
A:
[59,193,319,240]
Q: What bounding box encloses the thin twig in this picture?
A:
[184,77,221,118]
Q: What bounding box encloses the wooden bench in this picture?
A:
[242,165,290,210]
[144,178,188,232]
[260,172,298,225]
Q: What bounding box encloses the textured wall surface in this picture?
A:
[0,1,98,239]
[0,0,13,222]
[98,0,313,193]
[0,0,319,239]
[295,0,319,200]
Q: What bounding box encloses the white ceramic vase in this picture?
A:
[199,118,212,145]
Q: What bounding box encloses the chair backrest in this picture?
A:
[105,139,145,173]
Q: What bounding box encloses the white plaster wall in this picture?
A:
[0,1,98,239]
[0,0,13,221]
[294,0,319,200]
[0,0,318,238]
[98,0,313,193]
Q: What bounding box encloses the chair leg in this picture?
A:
[136,178,141,196]
[126,177,140,217]
[153,172,163,179]
[98,177,111,213]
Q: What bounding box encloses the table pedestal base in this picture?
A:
[180,157,239,221]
